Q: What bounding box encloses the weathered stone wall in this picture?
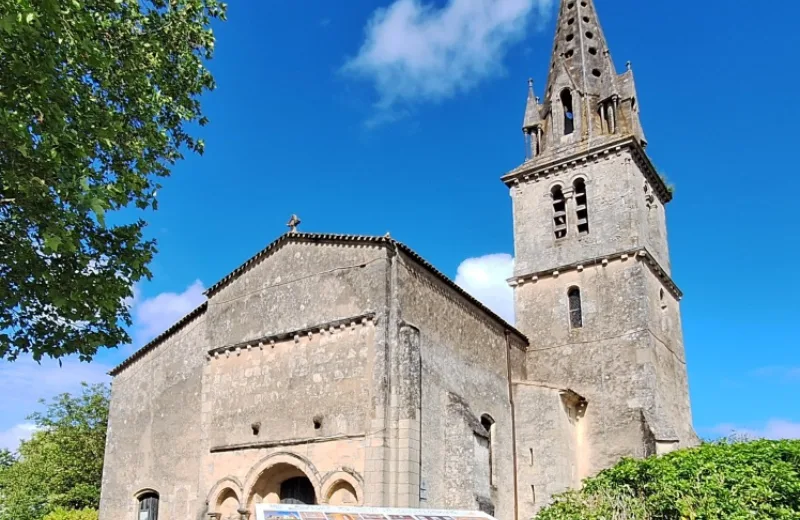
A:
[99,310,208,520]
[511,149,670,277]
[642,267,696,445]
[395,253,524,519]
[513,383,580,518]
[203,321,375,449]
[516,260,655,474]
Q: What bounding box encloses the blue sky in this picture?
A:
[2,0,799,449]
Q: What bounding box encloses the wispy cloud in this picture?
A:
[751,366,800,382]
[344,0,554,121]
[707,419,800,440]
[0,356,112,451]
[131,280,206,346]
[455,253,515,323]
[0,357,112,416]
[0,423,38,452]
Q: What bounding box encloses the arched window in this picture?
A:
[574,179,590,235]
[138,491,159,520]
[481,414,496,486]
[552,186,567,239]
[561,89,575,135]
[568,287,583,329]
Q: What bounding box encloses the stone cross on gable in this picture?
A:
[287,214,301,233]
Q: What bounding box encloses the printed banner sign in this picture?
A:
[256,504,495,520]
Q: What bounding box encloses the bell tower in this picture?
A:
[506,0,697,477]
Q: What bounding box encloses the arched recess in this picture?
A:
[216,488,241,520]
[320,469,364,506]
[243,452,322,512]
[207,477,244,516]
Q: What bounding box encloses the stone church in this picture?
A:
[99,1,697,519]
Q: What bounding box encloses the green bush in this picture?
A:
[42,509,98,520]
[537,439,800,520]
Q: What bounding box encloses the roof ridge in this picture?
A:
[109,301,208,376]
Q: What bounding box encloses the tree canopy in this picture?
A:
[0,0,226,362]
[537,439,800,520]
[0,383,109,520]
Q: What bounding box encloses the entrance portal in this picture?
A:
[279,476,316,505]
[248,462,318,512]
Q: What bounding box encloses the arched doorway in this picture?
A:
[248,462,319,513]
[279,476,315,505]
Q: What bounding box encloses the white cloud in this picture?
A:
[344,0,554,115]
[0,423,38,452]
[0,357,111,416]
[0,356,112,451]
[708,419,800,440]
[132,280,206,345]
[455,253,515,323]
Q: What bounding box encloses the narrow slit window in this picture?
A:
[561,89,575,135]
[138,492,159,520]
[568,287,583,329]
[481,414,496,486]
[552,186,567,239]
[574,179,590,235]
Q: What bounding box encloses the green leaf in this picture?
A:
[25,12,35,24]
[89,199,106,227]
[43,234,62,253]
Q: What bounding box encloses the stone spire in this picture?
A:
[523,79,545,161]
[519,0,647,157]
[523,78,542,130]
[543,0,618,103]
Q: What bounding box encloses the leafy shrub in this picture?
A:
[537,439,800,520]
[42,509,99,520]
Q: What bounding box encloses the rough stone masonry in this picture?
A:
[98,1,698,519]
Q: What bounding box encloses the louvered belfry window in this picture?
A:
[574,179,590,235]
[552,186,568,239]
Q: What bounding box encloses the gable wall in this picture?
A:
[207,241,389,348]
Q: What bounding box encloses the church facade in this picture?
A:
[98,1,697,519]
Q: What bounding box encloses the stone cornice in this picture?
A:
[207,313,376,359]
[501,135,673,204]
[507,247,683,300]
[210,433,366,454]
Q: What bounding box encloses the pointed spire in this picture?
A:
[523,78,542,129]
[544,0,618,102]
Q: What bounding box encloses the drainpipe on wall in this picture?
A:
[504,330,519,520]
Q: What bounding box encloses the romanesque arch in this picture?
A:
[207,477,244,519]
[243,452,322,513]
[320,469,364,505]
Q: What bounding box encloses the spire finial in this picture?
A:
[286,214,301,233]
[626,60,632,71]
